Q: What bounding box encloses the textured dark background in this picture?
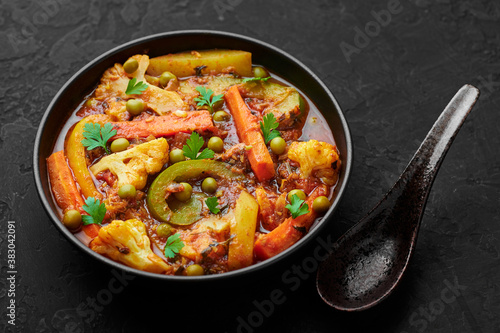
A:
[1,0,499,332]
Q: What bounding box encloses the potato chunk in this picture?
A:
[228,191,259,271]
[147,50,252,77]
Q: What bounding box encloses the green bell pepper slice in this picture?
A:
[147,160,245,225]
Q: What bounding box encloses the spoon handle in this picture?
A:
[395,84,480,207]
[316,85,480,311]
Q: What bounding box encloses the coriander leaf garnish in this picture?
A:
[164,233,184,258]
[242,76,271,83]
[82,197,107,225]
[196,148,215,160]
[206,197,220,214]
[260,113,281,144]
[194,86,224,113]
[182,132,215,160]
[81,122,117,154]
[125,78,148,95]
[285,194,310,219]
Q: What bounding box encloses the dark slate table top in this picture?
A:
[1,0,499,332]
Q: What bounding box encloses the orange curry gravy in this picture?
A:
[49,52,340,276]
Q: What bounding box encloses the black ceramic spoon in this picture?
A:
[316,84,480,311]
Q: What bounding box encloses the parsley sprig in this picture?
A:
[164,233,184,258]
[260,113,281,144]
[242,76,271,83]
[182,132,214,160]
[125,78,148,95]
[206,197,220,214]
[285,194,310,219]
[82,197,107,225]
[194,86,224,113]
[82,123,117,154]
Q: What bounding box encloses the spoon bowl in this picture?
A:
[316,85,480,311]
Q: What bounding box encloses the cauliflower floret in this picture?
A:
[95,54,186,115]
[130,54,149,82]
[95,63,130,100]
[123,55,188,114]
[287,140,340,184]
[104,99,129,121]
[90,138,169,190]
[95,55,149,100]
[142,85,187,115]
[90,219,171,274]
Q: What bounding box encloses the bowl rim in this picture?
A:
[33,29,353,281]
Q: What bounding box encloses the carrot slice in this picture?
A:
[47,150,85,213]
[48,150,102,239]
[255,188,287,231]
[111,111,216,139]
[82,224,100,238]
[224,85,275,182]
[254,186,328,260]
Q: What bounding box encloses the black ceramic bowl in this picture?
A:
[33,30,352,282]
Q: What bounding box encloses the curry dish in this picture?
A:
[47,49,341,275]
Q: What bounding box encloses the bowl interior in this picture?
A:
[34,30,352,281]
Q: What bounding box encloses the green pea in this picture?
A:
[186,264,204,276]
[253,66,269,78]
[159,71,177,87]
[123,58,139,74]
[174,182,192,202]
[213,111,230,122]
[126,99,144,115]
[270,137,286,155]
[169,149,186,164]
[313,196,330,213]
[156,223,172,238]
[288,189,306,202]
[118,184,136,199]
[208,136,224,153]
[110,138,130,153]
[62,210,82,230]
[202,177,218,194]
